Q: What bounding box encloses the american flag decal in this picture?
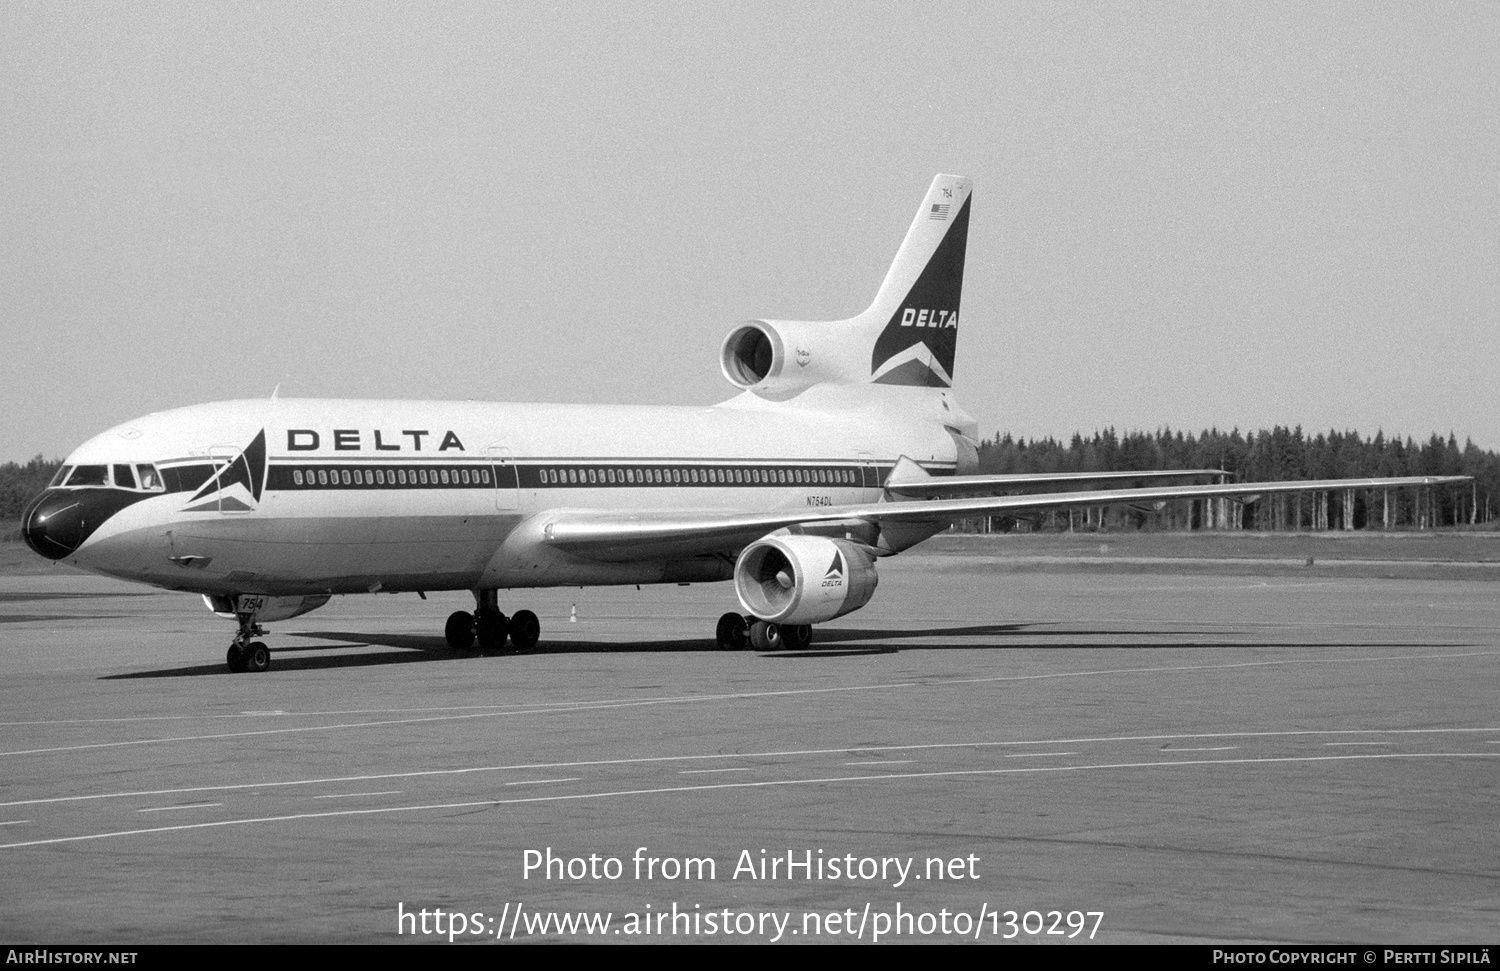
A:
[928,203,950,220]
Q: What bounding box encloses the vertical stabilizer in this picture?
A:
[865,174,971,388]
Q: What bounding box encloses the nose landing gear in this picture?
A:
[225,609,271,673]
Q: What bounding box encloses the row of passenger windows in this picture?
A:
[49,461,879,495]
[532,466,859,487]
[285,466,491,489]
[268,464,864,490]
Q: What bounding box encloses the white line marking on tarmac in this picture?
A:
[312,791,403,800]
[0,820,29,826]
[4,727,1498,810]
[1167,746,1240,752]
[503,778,581,786]
[1006,752,1077,758]
[842,760,915,766]
[4,650,1495,757]
[5,752,1496,850]
[136,803,221,813]
[679,768,754,774]
[1325,742,1392,747]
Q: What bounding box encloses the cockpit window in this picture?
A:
[49,465,73,487]
[113,464,137,489]
[136,464,164,491]
[65,465,108,487]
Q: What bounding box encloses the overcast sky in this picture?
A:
[2,2,1495,462]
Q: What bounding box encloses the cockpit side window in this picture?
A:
[64,465,108,487]
[49,465,73,487]
[136,464,164,491]
[113,464,137,489]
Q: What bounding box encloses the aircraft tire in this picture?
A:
[749,620,782,651]
[510,610,540,652]
[787,624,813,649]
[245,642,271,673]
[445,610,476,649]
[476,611,509,654]
[226,645,247,673]
[716,612,748,650]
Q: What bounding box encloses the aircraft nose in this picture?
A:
[22,490,89,559]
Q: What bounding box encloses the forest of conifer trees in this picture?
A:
[973,427,1496,532]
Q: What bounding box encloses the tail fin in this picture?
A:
[720,174,972,399]
[864,174,972,387]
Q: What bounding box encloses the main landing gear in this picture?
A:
[715,612,813,651]
[445,590,541,655]
[225,613,271,674]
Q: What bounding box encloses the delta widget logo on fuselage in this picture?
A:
[181,427,467,512]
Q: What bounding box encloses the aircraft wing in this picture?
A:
[540,475,1471,562]
[884,466,1231,498]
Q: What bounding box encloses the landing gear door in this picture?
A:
[489,446,518,511]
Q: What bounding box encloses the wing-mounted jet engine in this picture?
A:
[718,534,880,651]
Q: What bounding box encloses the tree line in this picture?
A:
[974,427,1496,532]
[0,456,60,527]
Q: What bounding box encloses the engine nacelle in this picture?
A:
[720,319,860,400]
[734,535,879,625]
[204,593,331,623]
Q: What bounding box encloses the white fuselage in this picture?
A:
[48,387,965,597]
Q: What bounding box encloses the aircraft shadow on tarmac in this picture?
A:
[98,623,1448,678]
[0,591,159,603]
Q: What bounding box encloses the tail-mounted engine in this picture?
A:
[734,535,879,625]
[721,319,862,400]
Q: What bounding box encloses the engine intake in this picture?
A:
[721,322,783,389]
[734,535,879,625]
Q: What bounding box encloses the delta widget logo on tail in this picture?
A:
[870,195,970,388]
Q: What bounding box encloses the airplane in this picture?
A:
[21,174,1469,672]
